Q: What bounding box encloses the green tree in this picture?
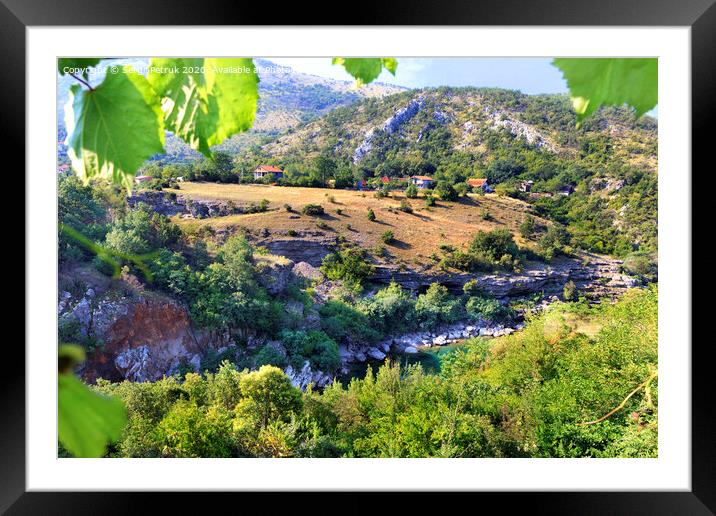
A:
[236,366,303,430]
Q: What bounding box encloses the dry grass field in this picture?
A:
[168,182,548,266]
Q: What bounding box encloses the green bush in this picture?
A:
[469,229,519,262]
[415,283,463,328]
[302,204,325,216]
[366,208,376,221]
[254,344,288,369]
[381,230,395,244]
[405,184,419,199]
[519,214,536,238]
[398,200,413,213]
[434,181,458,201]
[465,296,510,321]
[360,281,417,335]
[320,299,380,344]
[320,247,375,289]
[563,280,577,301]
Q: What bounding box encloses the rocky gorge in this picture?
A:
[59,233,639,390]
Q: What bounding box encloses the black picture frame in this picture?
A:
[5,0,709,512]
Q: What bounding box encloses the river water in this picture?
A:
[337,341,470,384]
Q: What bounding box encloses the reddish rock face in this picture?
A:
[82,297,202,383]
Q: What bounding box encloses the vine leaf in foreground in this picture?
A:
[64,65,165,191]
[332,58,398,87]
[148,57,259,157]
[552,58,657,125]
[58,345,127,458]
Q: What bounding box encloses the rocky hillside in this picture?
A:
[244,87,657,257]
[250,87,656,171]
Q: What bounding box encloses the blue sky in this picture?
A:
[272,58,569,94]
[271,57,657,116]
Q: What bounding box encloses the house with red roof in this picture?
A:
[467,178,491,192]
[253,165,284,181]
[410,175,435,189]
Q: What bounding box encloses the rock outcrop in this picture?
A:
[256,235,338,267]
[127,190,246,219]
[59,288,216,383]
[353,97,425,163]
[371,254,637,300]
[284,360,335,389]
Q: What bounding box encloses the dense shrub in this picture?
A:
[415,283,463,328]
[469,228,519,262]
[360,281,417,335]
[320,248,375,289]
[302,204,325,216]
[434,181,458,201]
[381,230,395,244]
[319,300,380,344]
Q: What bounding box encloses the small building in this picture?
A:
[557,185,574,196]
[467,178,491,192]
[355,179,366,190]
[410,175,435,189]
[134,175,154,184]
[519,180,534,192]
[253,165,284,181]
[380,176,391,184]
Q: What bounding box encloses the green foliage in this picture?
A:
[302,204,325,216]
[103,204,180,258]
[622,252,657,283]
[415,283,463,328]
[255,344,288,369]
[64,66,165,190]
[381,230,395,244]
[157,399,234,457]
[366,207,376,221]
[319,300,380,345]
[360,281,417,335]
[237,366,303,429]
[552,58,657,125]
[470,228,518,261]
[465,296,510,322]
[398,199,413,213]
[331,58,397,86]
[320,247,375,290]
[434,180,458,201]
[405,183,419,198]
[519,214,536,238]
[90,287,657,458]
[58,175,109,261]
[538,224,571,260]
[563,280,577,301]
[148,58,259,156]
[58,371,127,458]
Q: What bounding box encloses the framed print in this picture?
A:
[5,0,712,512]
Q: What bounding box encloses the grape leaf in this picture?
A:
[58,374,127,458]
[58,58,102,78]
[552,58,657,125]
[148,58,259,157]
[58,344,86,374]
[331,58,398,86]
[64,65,165,190]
